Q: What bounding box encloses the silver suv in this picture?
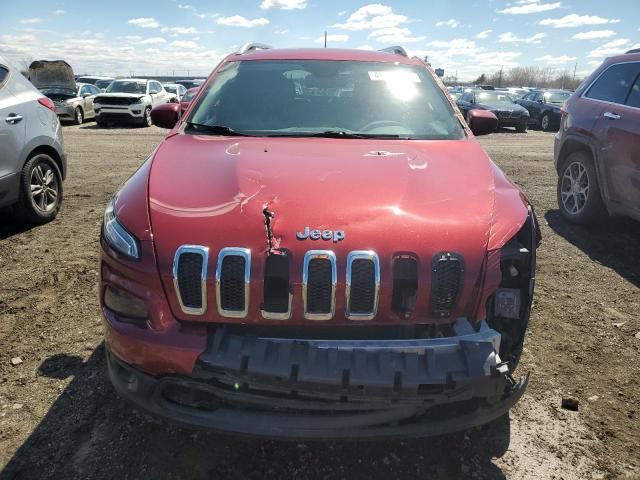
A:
[94,78,170,127]
[0,55,66,223]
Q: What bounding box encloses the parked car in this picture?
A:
[503,87,529,99]
[457,90,529,132]
[175,78,205,90]
[554,49,640,224]
[179,86,199,114]
[516,89,571,131]
[0,55,66,223]
[93,78,170,127]
[28,60,99,125]
[101,44,539,439]
[76,75,114,88]
[163,83,187,102]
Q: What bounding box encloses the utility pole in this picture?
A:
[324,31,327,48]
[572,62,577,82]
[498,66,503,87]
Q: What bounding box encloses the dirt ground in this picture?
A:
[0,123,638,480]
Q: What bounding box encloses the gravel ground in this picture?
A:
[0,123,638,480]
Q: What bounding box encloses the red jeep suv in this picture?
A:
[100,45,539,439]
[555,48,640,223]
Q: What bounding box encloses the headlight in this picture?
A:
[103,197,140,259]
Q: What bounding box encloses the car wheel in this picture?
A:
[516,123,527,133]
[142,107,152,127]
[14,153,63,224]
[73,107,84,125]
[96,120,105,127]
[541,113,552,131]
[557,151,606,224]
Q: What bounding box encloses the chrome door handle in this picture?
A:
[603,111,620,120]
[5,114,23,124]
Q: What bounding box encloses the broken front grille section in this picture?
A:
[345,251,380,320]
[216,248,251,318]
[431,252,464,318]
[172,245,209,315]
[303,251,337,321]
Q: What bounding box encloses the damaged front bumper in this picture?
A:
[106,319,528,440]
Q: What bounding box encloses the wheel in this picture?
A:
[73,107,84,125]
[516,123,527,133]
[557,151,606,224]
[14,153,63,224]
[141,107,152,127]
[541,113,552,131]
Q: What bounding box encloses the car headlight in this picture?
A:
[102,197,140,259]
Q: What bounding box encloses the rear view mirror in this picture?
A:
[467,109,498,136]
[151,103,181,129]
[149,89,159,95]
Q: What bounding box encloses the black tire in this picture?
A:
[96,119,106,127]
[557,151,607,224]
[516,123,527,133]
[14,153,63,224]
[541,113,552,132]
[73,107,84,125]
[141,107,152,127]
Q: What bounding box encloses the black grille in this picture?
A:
[263,253,290,314]
[220,256,246,311]
[349,259,375,314]
[95,96,139,106]
[431,252,463,317]
[391,257,418,314]
[177,252,203,309]
[306,259,333,313]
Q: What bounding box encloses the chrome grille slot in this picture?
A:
[303,250,336,321]
[431,252,463,317]
[262,252,292,320]
[216,248,250,318]
[391,256,418,315]
[346,251,380,320]
[173,245,209,315]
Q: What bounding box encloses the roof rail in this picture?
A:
[626,48,640,54]
[237,42,272,55]
[378,46,408,57]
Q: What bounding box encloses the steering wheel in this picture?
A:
[360,120,404,132]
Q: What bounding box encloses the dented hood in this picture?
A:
[147,134,528,323]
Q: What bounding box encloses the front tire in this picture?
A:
[516,123,527,133]
[73,107,84,125]
[141,107,152,127]
[557,151,606,224]
[14,154,63,224]
[541,113,552,131]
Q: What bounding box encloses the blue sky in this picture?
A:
[0,0,638,80]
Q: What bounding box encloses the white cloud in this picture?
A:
[535,54,577,65]
[368,27,426,44]
[128,17,160,28]
[314,34,349,44]
[498,32,546,44]
[53,10,65,15]
[499,0,562,15]
[477,29,492,39]
[169,40,200,49]
[178,4,193,9]
[161,26,199,34]
[216,16,269,28]
[572,30,616,40]
[435,19,460,28]
[19,18,43,24]
[540,14,619,28]
[338,10,348,16]
[139,37,167,45]
[332,4,408,31]
[428,38,479,56]
[260,0,307,10]
[356,44,374,50]
[274,28,289,34]
[588,38,630,58]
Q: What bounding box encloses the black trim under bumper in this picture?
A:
[107,320,528,440]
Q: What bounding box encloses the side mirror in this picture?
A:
[83,93,91,98]
[467,109,498,136]
[151,103,181,129]
[149,89,159,95]
[537,99,543,104]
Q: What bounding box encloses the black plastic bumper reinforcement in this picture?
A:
[106,319,528,440]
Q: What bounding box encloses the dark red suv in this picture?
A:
[100,45,539,439]
[555,49,640,223]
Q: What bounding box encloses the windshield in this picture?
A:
[188,60,464,140]
[95,79,112,89]
[40,87,75,97]
[106,80,146,94]
[476,91,515,104]
[164,85,177,94]
[182,89,198,102]
[544,91,570,104]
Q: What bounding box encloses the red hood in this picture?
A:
[147,133,527,324]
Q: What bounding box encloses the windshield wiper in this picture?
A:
[266,130,402,139]
[185,122,255,137]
